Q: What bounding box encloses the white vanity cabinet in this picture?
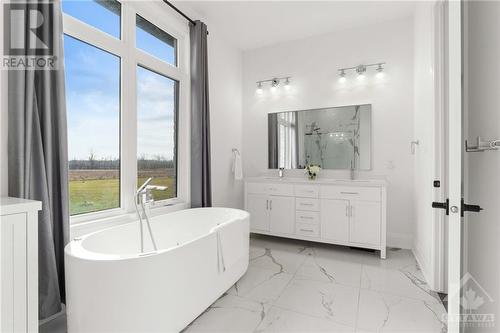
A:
[0,197,42,333]
[245,183,295,235]
[245,178,387,258]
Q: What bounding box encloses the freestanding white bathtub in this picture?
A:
[65,208,250,333]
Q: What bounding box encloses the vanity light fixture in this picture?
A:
[284,77,291,90]
[356,65,367,80]
[337,62,386,82]
[255,76,292,92]
[256,81,263,94]
[376,63,385,79]
[338,69,346,83]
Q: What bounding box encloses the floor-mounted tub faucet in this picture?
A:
[135,178,168,253]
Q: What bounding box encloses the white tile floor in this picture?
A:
[184,235,447,333]
[41,235,447,333]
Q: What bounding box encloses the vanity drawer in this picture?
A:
[246,182,268,195]
[294,185,319,198]
[320,186,381,202]
[295,198,320,211]
[267,183,294,196]
[246,182,294,196]
[296,223,320,237]
[296,211,320,225]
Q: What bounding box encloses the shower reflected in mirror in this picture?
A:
[268,104,372,170]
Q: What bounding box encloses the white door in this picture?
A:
[320,199,349,242]
[349,200,381,246]
[247,194,270,231]
[462,1,500,331]
[269,196,295,235]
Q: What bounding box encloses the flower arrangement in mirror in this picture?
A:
[305,164,321,180]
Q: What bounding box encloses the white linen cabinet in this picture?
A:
[1,197,42,333]
[245,178,387,258]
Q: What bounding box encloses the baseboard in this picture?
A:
[412,247,435,290]
[387,232,413,249]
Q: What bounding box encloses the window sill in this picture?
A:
[69,200,189,239]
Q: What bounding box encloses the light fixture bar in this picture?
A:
[256,76,292,91]
[337,62,386,72]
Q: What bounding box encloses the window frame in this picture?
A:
[64,0,190,224]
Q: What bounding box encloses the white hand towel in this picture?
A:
[232,151,243,180]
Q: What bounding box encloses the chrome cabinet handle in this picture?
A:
[299,228,314,232]
[300,216,313,219]
[300,203,313,206]
[341,191,359,195]
[270,200,272,210]
[266,200,269,210]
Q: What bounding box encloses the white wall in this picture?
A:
[464,1,500,328]
[176,3,245,209]
[208,34,244,209]
[242,18,415,248]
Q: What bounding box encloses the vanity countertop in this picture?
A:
[245,176,388,187]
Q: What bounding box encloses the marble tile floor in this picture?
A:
[185,235,447,333]
[40,234,447,333]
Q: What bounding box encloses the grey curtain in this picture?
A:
[268,113,279,169]
[7,0,69,319]
[190,21,212,208]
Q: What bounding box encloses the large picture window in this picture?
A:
[64,35,121,215]
[137,66,178,201]
[63,0,187,220]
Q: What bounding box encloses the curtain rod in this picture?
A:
[163,0,196,25]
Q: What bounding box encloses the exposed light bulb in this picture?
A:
[376,64,385,79]
[356,65,366,81]
[256,81,263,94]
[284,78,291,90]
[270,78,279,93]
[338,69,346,83]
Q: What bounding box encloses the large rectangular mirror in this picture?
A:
[268,104,372,170]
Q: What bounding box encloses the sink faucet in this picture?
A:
[350,161,356,181]
[278,167,285,178]
[135,177,168,253]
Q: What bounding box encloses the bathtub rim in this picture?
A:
[64,207,249,262]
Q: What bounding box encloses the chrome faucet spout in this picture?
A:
[135,178,168,253]
[279,167,285,178]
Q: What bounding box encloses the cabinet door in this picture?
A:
[247,194,270,231]
[269,196,295,235]
[1,213,27,333]
[349,200,381,246]
[320,199,349,242]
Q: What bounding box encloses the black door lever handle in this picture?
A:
[461,199,483,217]
[432,199,449,215]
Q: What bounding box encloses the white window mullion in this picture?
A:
[120,2,138,214]
[63,14,124,56]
